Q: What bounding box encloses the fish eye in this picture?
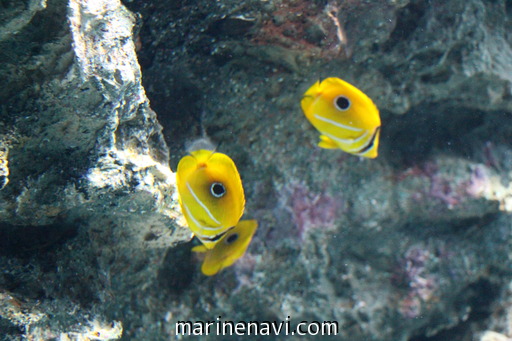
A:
[225,233,239,244]
[334,96,350,111]
[210,182,226,198]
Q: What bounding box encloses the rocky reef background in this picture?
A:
[1,0,512,340]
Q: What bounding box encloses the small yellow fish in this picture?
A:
[176,149,245,249]
[192,219,258,276]
[301,77,381,158]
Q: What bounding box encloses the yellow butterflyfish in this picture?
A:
[176,149,245,249]
[301,77,381,158]
[192,219,258,276]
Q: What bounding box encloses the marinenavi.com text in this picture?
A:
[176,316,338,336]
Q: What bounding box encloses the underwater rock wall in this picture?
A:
[0,0,187,338]
[132,0,512,340]
[1,0,512,340]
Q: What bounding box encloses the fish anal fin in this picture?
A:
[201,262,222,276]
[318,135,338,149]
[191,245,208,253]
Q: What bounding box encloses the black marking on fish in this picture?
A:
[356,127,380,155]
[225,233,239,244]
[203,226,234,242]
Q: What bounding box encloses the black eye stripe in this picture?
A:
[226,233,239,244]
[334,96,350,111]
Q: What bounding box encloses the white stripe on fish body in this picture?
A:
[186,182,221,225]
[322,130,370,151]
[183,204,221,232]
[348,130,370,144]
[313,114,363,132]
[345,131,373,152]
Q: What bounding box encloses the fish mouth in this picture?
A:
[356,126,380,155]
[301,94,316,102]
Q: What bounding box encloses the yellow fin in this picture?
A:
[191,244,208,253]
[198,219,258,276]
[318,135,338,149]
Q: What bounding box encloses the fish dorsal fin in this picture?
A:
[186,137,216,153]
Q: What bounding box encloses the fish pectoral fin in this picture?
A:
[191,245,208,253]
[318,135,338,149]
[201,262,223,276]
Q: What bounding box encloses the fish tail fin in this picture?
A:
[318,135,338,149]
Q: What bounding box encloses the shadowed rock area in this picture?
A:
[1,0,512,340]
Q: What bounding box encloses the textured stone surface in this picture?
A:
[0,0,186,338]
[2,0,512,340]
[130,0,512,339]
